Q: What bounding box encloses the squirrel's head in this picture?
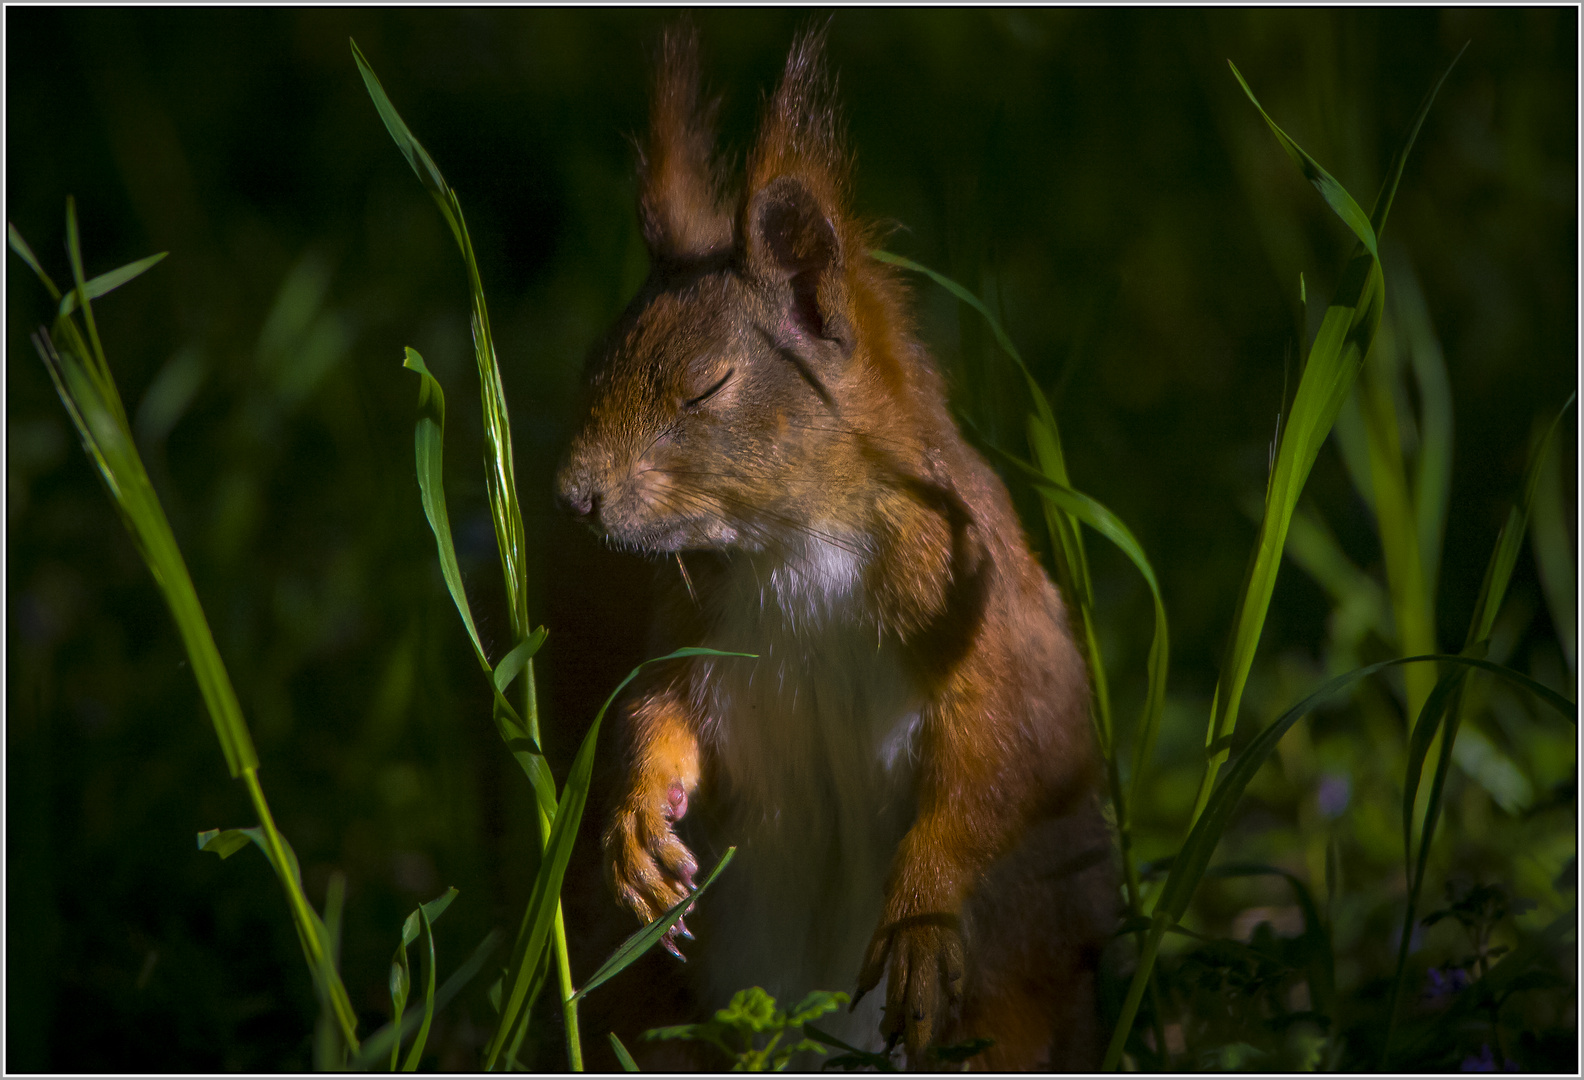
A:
[557,24,888,557]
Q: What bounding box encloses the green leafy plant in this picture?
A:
[644,987,848,1071]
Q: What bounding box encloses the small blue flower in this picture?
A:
[1316,773,1351,818]
[1423,966,1471,1004]
[1461,1044,1495,1072]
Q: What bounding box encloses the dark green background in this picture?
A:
[7,8,1575,1071]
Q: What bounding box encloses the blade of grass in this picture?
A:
[572,847,737,1002]
[400,903,439,1070]
[1226,62,1378,258]
[353,40,529,657]
[1358,329,1439,721]
[351,929,503,1071]
[608,1032,640,1072]
[388,888,458,1070]
[1389,254,1455,604]
[15,211,362,1052]
[979,442,1172,819]
[57,251,169,317]
[402,347,557,819]
[1529,428,1576,672]
[1379,393,1576,1066]
[1188,47,1460,837]
[315,871,349,1071]
[483,647,754,1071]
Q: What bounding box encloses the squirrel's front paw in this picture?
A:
[603,781,699,959]
[856,915,966,1066]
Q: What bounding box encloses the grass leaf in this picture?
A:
[572,847,737,1002]
[350,929,503,1071]
[483,647,753,1070]
[57,251,168,317]
[609,1032,640,1072]
[400,903,439,1070]
[494,628,548,695]
[401,346,489,667]
[1226,61,1378,257]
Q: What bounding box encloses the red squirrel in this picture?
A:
[556,25,1115,1070]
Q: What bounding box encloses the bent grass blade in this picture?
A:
[483,648,753,1071]
[14,210,361,1052]
[572,847,738,1003]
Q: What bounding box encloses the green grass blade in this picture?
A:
[572,847,737,1002]
[1464,395,1575,648]
[353,39,530,658]
[350,929,503,1070]
[1226,61,1378,258]
[57,251,168,317]
[315,871,350,1071]
[15,215,366,1052]
[401,887,460,947]
[869,249,1056,435]
[64,197,113,392]
[400,904,438,1070]
[1530,429,1576,672]
[1391,259,1455,594]
[1365,42,1468,241]
[402,348,557,818]
[196,827,256,859]
[483,648,753,1070]
[1194,242,1383,820]
[349,39,464,249]
[1359,348,1438,720]
[609,1032,640,1072]
[494,629,548,695]
[23,321,257,784]
[389,931,409,1071]
[1187,50,1456,835]
[386,888,458,1070]
[401,346,489,666]
[980,443,1171,809]
[1400,646,1485,866]
[8,222,63,300]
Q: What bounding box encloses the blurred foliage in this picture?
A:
[6,8,1574,1071]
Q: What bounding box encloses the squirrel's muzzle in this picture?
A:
[553,459,602,524]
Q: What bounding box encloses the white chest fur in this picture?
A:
[687,537,922,1047]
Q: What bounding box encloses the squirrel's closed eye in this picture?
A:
[683,368,734,409]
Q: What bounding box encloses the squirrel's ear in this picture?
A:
[745,175,846,342]
[742,26,852,347]
[638,24,732,262]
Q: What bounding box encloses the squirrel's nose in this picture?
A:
[554,466,601,521]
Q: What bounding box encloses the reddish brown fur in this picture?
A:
[559,24,1116,1071]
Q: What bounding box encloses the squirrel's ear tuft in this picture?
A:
[744,22,847,209]
[638,23,732,263]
